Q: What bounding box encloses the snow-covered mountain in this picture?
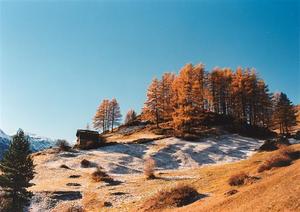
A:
[0,129,56,159]
[0,129,11,159]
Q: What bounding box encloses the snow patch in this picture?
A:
[42,134,264,175]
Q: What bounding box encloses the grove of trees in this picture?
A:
[93,98,122,132]
[142,63,297,135]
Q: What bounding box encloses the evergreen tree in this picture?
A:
[272,93,297,134]
[0,130,35,212]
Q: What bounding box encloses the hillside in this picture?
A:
[25,126,300,211]
[172,146,300,212]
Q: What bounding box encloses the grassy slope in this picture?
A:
[167,144,300,212]
[100,144,300,211]
[30,130,300,211]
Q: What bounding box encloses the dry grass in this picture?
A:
[91,167,114,183]
[52,203,83,212]
[82,192,105,211]
[144,156,156,179]
[140,184,200,211]
[257,148,293,173]
[228,172,249,186]
[170,145,300,212]
[29,137,300,212]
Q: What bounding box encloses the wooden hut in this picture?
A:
[76,129,101,148]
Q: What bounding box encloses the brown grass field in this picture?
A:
[91,145,299,211]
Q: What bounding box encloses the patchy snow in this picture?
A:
[289,138,300,144]
[28,133,264,211]
[40,134,264,175]
[0,129,11,140]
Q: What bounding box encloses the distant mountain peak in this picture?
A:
[0,129,56,159]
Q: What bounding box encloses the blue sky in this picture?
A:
[0,0,299,141]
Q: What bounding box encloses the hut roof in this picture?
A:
[76,129,99,137]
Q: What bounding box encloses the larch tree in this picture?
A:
[140,62,293,135]
[243,68,258,126]
[160,72,176,121]
[0,130,35,212]
[256,79,272,127]
[203,71,213,111]
[231,67,246,125]
[272,92,297,134]
[172,63,206,133]
[142,78,163,128]
[93,99,111,132]
[109,98,122,132]
[210,67,232,115]
[125,109,137,124]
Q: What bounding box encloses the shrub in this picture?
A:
[144,156,156,179]
[91,167,114,183]
[69,175,81,178]
[224,189,238,196]
[258,140,278,151]
[56,139,71,151]
[141,184,200,210]
[60,164,71,169]
[258,154,292,173]
[151,128,165,135]
[228,172,249,186]
[81,159,91,168]
[278,146,300,160]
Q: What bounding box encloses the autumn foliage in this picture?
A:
[93,98,122,132]
[142,63,297,135]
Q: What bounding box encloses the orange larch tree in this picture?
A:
[160,72,176,122]
[142,78,163,128]
[172,63,206,133]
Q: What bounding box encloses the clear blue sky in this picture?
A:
[0,0,299,141]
